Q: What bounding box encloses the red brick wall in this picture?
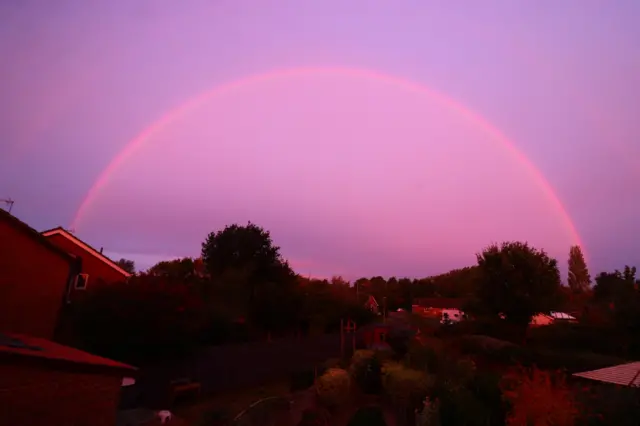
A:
[0,221,71,340]
[44,233,127,302]
[0,363,122,426]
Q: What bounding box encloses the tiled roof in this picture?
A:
[549,311,576,320]
[573,362,640,387]
[0,332,136,376]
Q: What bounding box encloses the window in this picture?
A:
[75,273,89,290]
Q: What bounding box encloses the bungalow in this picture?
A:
[0,331,136,426]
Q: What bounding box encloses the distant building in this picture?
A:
[412,298,468,324]
[363,294,380,314]
[530,311,578,327]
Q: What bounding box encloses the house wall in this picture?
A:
[45,233,127,300]
[0,362,122,426]
[0,221,71,340]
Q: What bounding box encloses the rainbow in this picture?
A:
[71,66,585,253]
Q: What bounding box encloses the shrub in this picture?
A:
[502,367,578,426]
[383,362,432,409]
[405,340,445,373]
[297,408,331,426]
[347,407,387,426]
[574,383,640,425]
[350,349,375,369]
[527,323,627,356]
[315,368,351,410]
[528,349,625,373]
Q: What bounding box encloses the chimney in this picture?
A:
[99,247,103,254]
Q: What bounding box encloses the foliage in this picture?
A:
[290,369,316,392]
[475,241,562,328]
[201,222,302,334]
[382,361,432,409]
[315,368,351,410]
[350,350,375,370]
[201,222,292,285]
[574,383,640,425]
[568,245,591,293]
[415,397,441,426]
[116,258,136,274]
[297,408,331,426]
[502,367,578,426]
[526,322,628,357]
[593,267,636,304]
[346,407,388,426]
[72,274,205,363]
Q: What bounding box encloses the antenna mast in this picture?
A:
[1,198,14,214]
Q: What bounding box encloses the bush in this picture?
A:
[315,368,351,410]
[502,367,578,426]
[437,318,517,341]
[405,340,446,373]
[349,350,384,394]
[574,383,640,425]
[297,408,331,426]
[527,323,627,356]
[347,407,387,426]
[527,348,625,373]
[291,369,316,392]
[382,362,432,409]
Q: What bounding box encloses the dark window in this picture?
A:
[75,273,89,289]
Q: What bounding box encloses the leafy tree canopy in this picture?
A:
[201,222,292,284]
[475,241,562,326]
[568,245,591,293]
[116,258,136,275]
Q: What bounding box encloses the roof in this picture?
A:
[0,209,77,265]
[41,227,131,278]
[413,298,468,309]
[0,332,136,376]
[549,311,577,320]
[365,295,379,307]
[573,362,640,387]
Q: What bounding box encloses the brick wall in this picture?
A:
[0,363,122,426]
[0,220,71,340]
[44,233,127,303]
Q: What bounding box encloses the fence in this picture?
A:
[135,332,355,408]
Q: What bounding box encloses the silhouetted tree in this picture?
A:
[475,242,562,329]
[201,222,299,334]
[568,245,590,293]
[116,258,136,275]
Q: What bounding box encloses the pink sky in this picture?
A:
[1,0,638,278]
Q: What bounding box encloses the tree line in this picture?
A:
[74,222,639,364]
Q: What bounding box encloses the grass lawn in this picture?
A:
[172,379,291,425]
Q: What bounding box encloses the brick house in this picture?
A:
[42,227,131,299]
[0,332,136,426]
[0,209,80,340]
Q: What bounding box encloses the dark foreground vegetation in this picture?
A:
[68,222,640,425]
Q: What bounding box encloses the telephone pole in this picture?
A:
[1,198,14,214]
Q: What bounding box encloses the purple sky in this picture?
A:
[1,1,639,279]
